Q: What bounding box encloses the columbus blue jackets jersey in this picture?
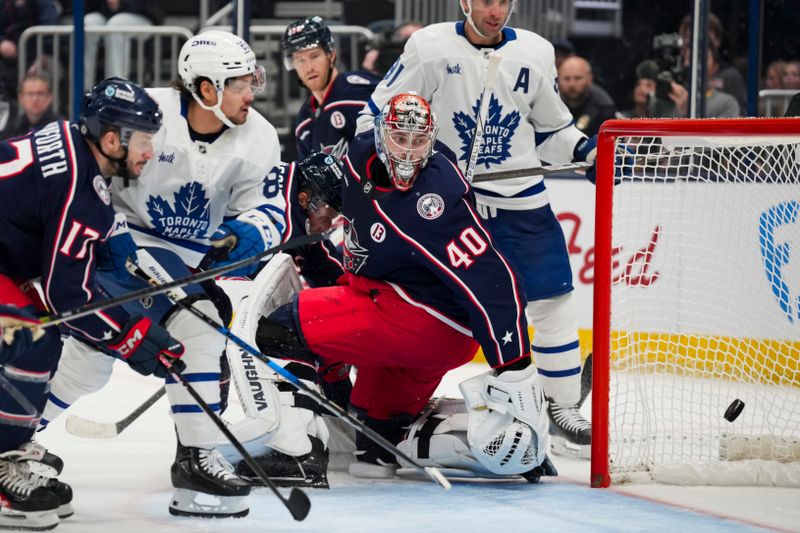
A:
[270,161,343,287]
[340,134,530,368]
[363,22,587,210]
[0,121,128,341]
[295,71,380,160]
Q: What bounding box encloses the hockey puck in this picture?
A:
[724,399,745,422]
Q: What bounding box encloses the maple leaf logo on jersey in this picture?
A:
[342,217,368,274]
[146,182,211,240]
[453,95,521,169]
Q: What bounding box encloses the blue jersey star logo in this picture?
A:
[452,95,520,169]
[502,330,514,345]
[146,181,211,240]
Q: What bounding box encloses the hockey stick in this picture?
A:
[128,263,452,490]
[65,386,166,439]
[464,52,502,183]
[36,233,324,329]
[158,355,311,521]
[473,162,593,183]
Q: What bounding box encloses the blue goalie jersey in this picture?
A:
[339,134,530,368]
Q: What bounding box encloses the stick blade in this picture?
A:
[65,415,119,439]
[425,466,452,490]
[287,488,311,521]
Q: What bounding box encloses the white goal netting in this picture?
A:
[599,126,800,486]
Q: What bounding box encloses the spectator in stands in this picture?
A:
[782,61,800,91]
[0,0,60,103]
[362,20,422,77]
[764,60,787,90]
[83,0,164,89]
[557,56,616,137]
[786,92,800,117]
[553,38,575,70]
[618,77,654,118]
[679,13,746,114]
[0,71,60,138]
[633,46,739,119]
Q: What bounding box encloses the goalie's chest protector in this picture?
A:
[338,136,487,322]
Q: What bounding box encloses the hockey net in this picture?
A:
[590,118,800,487]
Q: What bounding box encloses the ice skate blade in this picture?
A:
[0,508,59,531]
[168,488,249,518]
[550,435,590,459]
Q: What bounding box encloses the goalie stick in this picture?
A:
[65,386,166,439]
[127,262,452,491]
[464,52,502,183]
[36,233,324,329]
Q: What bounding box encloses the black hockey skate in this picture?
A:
[0,457,60,531]
[547,399,592,459]
[348,415,408,479]
[170,444,251,518]
[521,455,559,484]
[235,436,329,489]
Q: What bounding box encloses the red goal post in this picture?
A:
[591,118,800,488]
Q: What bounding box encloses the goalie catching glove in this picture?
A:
[206,206,285,277]
[103,315,185,378]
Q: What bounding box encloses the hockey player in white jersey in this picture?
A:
[38,31,287,518]
[359,0,594,457]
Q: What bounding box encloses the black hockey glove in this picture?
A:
[104,315,185,378]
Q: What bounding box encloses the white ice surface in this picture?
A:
[35,362,799,533]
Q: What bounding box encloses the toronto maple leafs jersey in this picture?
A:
[271,161,344,287]
[0,121,129,342]
[364,22,586,210]
[110,88,285,268]
[294,70,381,160]
[340,134,529,368]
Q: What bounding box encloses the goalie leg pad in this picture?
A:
[459,366,551,475]
[397,398,558,481]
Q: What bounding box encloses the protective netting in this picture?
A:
[605,131,800,485]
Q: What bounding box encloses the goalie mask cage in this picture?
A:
[590,118,800,488]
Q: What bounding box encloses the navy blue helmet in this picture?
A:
[281,16,335,70]
[79,77,162,147]
[297,152,344,213]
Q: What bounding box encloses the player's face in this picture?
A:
[466,0,512,40]
[292,47,333,93]
[300,192,340,234]
[124,131,156,177]
[386,130,432,163]
[220,73,258,125]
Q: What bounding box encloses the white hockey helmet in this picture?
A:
[178,30,266,127]
[460,0,518,38]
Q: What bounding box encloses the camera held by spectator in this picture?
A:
[650,33,685,100]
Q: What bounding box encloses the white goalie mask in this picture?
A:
[458,365,550,475]
[460,0,518,39]
[375,92,438,191]
[178,30,267,128]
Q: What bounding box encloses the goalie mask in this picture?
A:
[375,93,438,192]
[178,31,266,128]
